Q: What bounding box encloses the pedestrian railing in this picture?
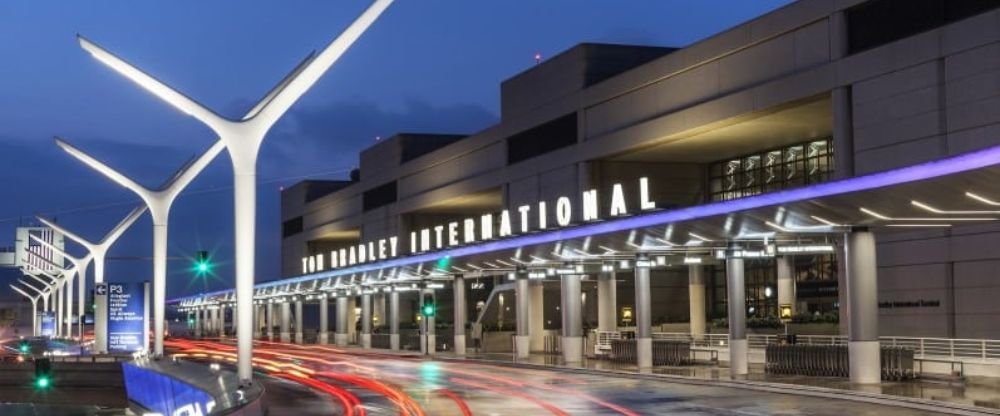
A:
[651,332,1000,363]
[608,339,690,365]
[371,333,392,349]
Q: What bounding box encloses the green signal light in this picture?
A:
[35,376,50,389]
[196,262,210,273]
[422,304,436,317]
[19,343,29,353]
[436,255,450,269]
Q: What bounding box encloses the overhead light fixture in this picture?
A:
[911,200,1000,215]
[860,207,993,221]
[966,192,1000,206]
[885,224,952,228]
[688,232,712,242]
[601,263,614,273]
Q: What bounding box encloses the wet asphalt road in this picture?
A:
[168,339,952,416]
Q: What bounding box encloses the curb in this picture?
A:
[433,355,1000,416]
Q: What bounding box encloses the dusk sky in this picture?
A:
[0,0,792,298]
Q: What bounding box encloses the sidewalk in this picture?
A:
[419,349,1000,413]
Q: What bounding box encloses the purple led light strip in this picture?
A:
[170,143,1000,302]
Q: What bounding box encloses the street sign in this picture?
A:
[39,312,55,337]
[95,283,108,296]
[107,282,147,352]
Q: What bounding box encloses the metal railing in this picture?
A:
[651,332,1000,362]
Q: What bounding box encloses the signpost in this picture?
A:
[40,312,55,337]
[107,282,147,353]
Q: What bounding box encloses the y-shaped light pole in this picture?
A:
[30,234,93,339]
[24,254,68,337]
[36,206,146,352]
[22,268,57,312]
[54,139,222,357]
[11,282,44,336]
[77,0,393,382]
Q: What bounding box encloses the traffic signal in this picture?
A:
[18,341,29,354]
[421,292,436,317]
[194,251,212,276]
[34,358,51,390]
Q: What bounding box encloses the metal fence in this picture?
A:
[652,333,1000,363]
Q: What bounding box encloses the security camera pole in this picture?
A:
[76,0,393,383]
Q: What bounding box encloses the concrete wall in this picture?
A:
[877,222,1000,339]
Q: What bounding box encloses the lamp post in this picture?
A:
[55,139,223,357]
[22,270,56,313]
[10,283,43,336]
[30,234,92,339]
[36,207,146,353]
[76,0,393,383]
[23,254,69,337]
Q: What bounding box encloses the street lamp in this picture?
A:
[36,206,146,352]
[75,0,393,382]
[23,262,65,335]
[30,234,92,339]
[55,139,222,357]
[22,271,55,313]
[10,283,42,336]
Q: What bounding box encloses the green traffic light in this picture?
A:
[422,304,435,317]
[19,343,29,353]
[35,376,50,389]
[196,262,210,273]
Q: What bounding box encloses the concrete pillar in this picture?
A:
[318,296,329,344]
[597,271,617,332]
[727,247,748,376]
[529,282,545,352]
[374,293,386,330]
[777,256,795,317]
[560,273,583,365]
[389,290,400,350]
[635,255,652,371]
[514,273,530,358]
[837,241,850,335]
[194,307,203,338]
[335,296,349,346]
[689,265,707,341]
[295,300,304,344]
[846,229,881,384]
[347,297,357,342]
[253,305,262,338]
[266,303,275,341]
[361,293,372,349]
[453,275,467,356]
[280,301,291,343]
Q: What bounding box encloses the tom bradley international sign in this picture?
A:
[302,177,657,274]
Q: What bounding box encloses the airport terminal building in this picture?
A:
[169,0,1000,382]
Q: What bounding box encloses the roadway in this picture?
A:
[166,338,957,416]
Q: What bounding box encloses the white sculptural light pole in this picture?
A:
[36,206,146,352]
[77,0,393,382]
[55,139,224,357]
[11,282,43,336]
[22,269,55,312]
[30,234,92,339]
[25,252,71,337]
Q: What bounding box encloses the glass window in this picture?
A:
[709,138,833,202]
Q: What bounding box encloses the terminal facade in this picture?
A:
[278,0,1000,342]
[169,0,1000,385]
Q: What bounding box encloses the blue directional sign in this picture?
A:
[40,312,55,337]
[107,282,146,352]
